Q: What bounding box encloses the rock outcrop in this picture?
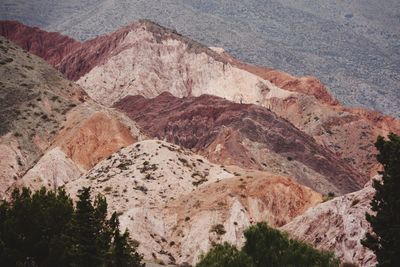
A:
[281,184,376,266]
[0,37,144,197]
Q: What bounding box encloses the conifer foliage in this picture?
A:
[197,222,339,267]
[362,133,400,266]
[0,186,144,267]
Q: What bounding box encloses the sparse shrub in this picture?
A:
[178,158,188,165]
[210,224,226,235]
[133,186,148,194]
[192,177,208,186]
[351,199,360,207]
[104,186,113,192]
[13,132,22,137]
[323,192,336,202]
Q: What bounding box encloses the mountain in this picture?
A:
[1,19,398,266]
[15,102,145,192]
[1,0,399,118]
[2,20,399,184]
[113,92,362,195]
[0,36,145,197]
[65,140,322,265]
[0,36,85,196]
[281,183,376,266]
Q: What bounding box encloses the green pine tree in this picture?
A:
[70,187,103,267]
[362,133,400,266]
[0,186,145,267]
[108,212,144,267]
[0,187,73,266]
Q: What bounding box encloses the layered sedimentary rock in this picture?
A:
[0,20,80,66]
[114,93,363,195]
[281,184,376,266]
[2,20,399,183]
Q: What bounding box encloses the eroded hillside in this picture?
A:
[0,36,85,196]
[114,93,363,195]
[281,183,376,266]
[2,20,398,184]
[65,140,323,265]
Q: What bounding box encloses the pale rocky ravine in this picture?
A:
[281,183,377,266]
[65,140,322,265]
[15,147,83,192]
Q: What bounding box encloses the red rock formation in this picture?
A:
[0,20,80,66]
[114,92,363,195]
[0,20,225,81]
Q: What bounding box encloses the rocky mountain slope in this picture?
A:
[224,49,400,180]
[2,20,398,183]
[0,36,85,197]
[1,0,399,118]
[0,37,146,197]
[15,102,145,193]
[0,20,80,66]
[281,183,376,266]
[114,92,363,195]
[65,140,322,265]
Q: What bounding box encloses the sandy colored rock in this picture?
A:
[281,184,376,266]
[65,140,322,265]
[16,147,82,192]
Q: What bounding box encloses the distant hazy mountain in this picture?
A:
[1,0,399,117]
